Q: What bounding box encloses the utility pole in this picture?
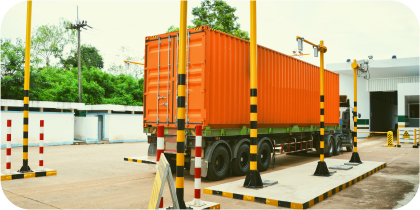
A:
[66,6,92,103]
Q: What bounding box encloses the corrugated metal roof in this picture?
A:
[368,77,419,92]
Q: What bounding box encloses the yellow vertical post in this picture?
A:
[19,0,33,173]
[396,129,401,147]
[414,129,419,148]
[176,0,187,208]
[349,60,362,163]
[244,0,263,188]
[313,41,331,176]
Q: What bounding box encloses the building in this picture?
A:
[1,99,145,147]
[75,104,145,143]
[1,99,81,148]
[327,56,419,138]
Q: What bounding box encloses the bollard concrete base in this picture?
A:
[1,168,57,181]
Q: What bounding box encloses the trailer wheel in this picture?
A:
[232,144,250,176]
[207,145,230,181]
[333,134,342,156]
[346,133,353,152]
[257,142,271,172]
[325,134,334,157]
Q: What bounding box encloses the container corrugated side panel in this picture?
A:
[204,28,339,128]
[368,77,419,92]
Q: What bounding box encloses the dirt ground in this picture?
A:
[1,136,419,209]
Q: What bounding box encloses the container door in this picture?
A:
[144,36,174,125]
[183,31,206,128]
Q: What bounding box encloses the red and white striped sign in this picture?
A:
[5,120,12,174]
[39,120,44,170]
[156,125,164,208]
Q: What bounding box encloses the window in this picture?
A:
[409,104,419,119]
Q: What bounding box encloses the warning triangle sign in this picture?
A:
[403,131,410,139]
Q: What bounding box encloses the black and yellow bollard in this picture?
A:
[414,129,419,148]
[349,60,362,163]
[175,0,187,208]
[243,0,263,188]
[19,0,33,173]
[313,41,331,176]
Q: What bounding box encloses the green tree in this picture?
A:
[166,25,194,33]
[167,1,249,40]
[1,38,41,100]
[31,18,76,67]
[61,44,104,70]
[108,46,144,79]
[192,0,249,40]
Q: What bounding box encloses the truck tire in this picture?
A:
[207,145,230,181]
[257,142,271,172]
[232,144,250,176]
[148,143,157,156]
[333,134,342,156]
[346,133,353,152]
[325,134,334,157]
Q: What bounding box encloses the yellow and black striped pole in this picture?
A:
[243,0,263,188]
[175,0,187,208]
[313,40,330,176]
[349,60,362,163]
[19,0,33,173]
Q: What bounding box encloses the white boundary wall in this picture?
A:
[74,116,98,141]
[1,111,74,147]
[107,114,146,142]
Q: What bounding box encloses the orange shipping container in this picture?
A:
[143,26,339,130]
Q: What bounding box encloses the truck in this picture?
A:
[143,25,354,181]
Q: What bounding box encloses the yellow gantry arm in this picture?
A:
[124,60,144,65]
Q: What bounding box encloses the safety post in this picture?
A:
[39,120,44,170]
[414,129,419,148]
[156,125,164,208]
[4,120,12,175]
[176,0,187,208]
[386,131,394,147]
[244,0,263,188]
[189,125,204,206]
[19,0,33,173]
[296,36,331,176]
[396,129,401,147]
[349,60,362,163]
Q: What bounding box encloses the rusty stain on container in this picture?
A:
[144,25,339,129]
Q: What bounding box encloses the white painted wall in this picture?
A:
[338,73,370,138]
[1,111,74,147]
[398,83,420,127]
[73,116,98,140]
[107,114,146,142]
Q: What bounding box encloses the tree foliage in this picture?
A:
[167,0,249,40]
[61,44,104,70]
[2,19,144,106]
[31,18,76,67]
[108,46,144,79]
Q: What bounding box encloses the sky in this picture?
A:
[0,0,419,71]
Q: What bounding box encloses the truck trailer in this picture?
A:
[143,25,354,181]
